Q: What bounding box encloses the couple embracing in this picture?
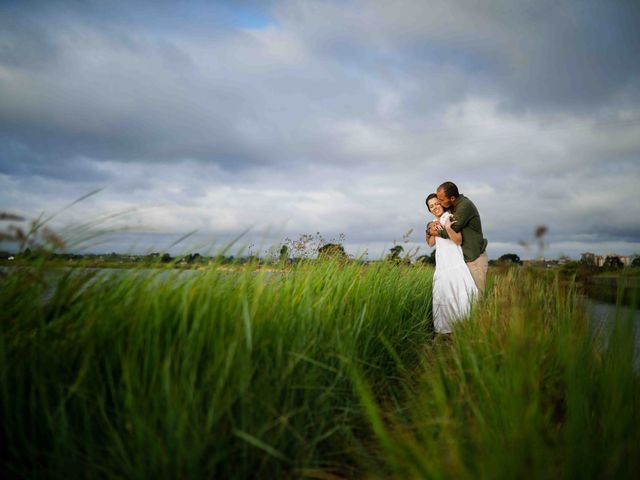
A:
[425,181,488,334]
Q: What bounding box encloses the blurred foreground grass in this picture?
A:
[1,262,638,478]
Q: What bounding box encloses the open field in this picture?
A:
[1,262,639,478]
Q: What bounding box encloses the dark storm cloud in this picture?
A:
[2,0,638,176]
[0,13,59,71]
[275,0,640,112]
[496,0,640,111]
[0,136,115,182]
[0,0,289,174]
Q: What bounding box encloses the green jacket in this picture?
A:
[438,194,487,262]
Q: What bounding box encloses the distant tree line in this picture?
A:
[488,253,523,266]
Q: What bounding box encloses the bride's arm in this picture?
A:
[444,216,463,245]
[426,231,435,247]
[426,222,436,246]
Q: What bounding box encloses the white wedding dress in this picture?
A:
[432,211,478,333]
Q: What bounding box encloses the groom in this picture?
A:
[428,181,488,294]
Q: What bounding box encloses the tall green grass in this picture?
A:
[0,261,432,478]
[1,263,638,478]
[358,269,640,479]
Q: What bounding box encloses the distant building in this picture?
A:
[580,252,632,267]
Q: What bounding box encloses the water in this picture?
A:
[581,295,640,370]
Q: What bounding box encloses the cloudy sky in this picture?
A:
[1,0,639,259]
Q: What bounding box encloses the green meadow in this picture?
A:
[1,261,639,478]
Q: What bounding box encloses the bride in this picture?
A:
[425,194,478,334]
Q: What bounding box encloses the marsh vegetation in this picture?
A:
[1,259,639,478]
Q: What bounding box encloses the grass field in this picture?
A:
[1,261,639,478]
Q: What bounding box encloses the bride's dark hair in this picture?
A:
[426,193,451,213]
[425,193,437,212]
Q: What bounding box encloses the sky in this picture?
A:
[1,0,640,260]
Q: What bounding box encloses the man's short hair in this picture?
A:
[437,181,459,199]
